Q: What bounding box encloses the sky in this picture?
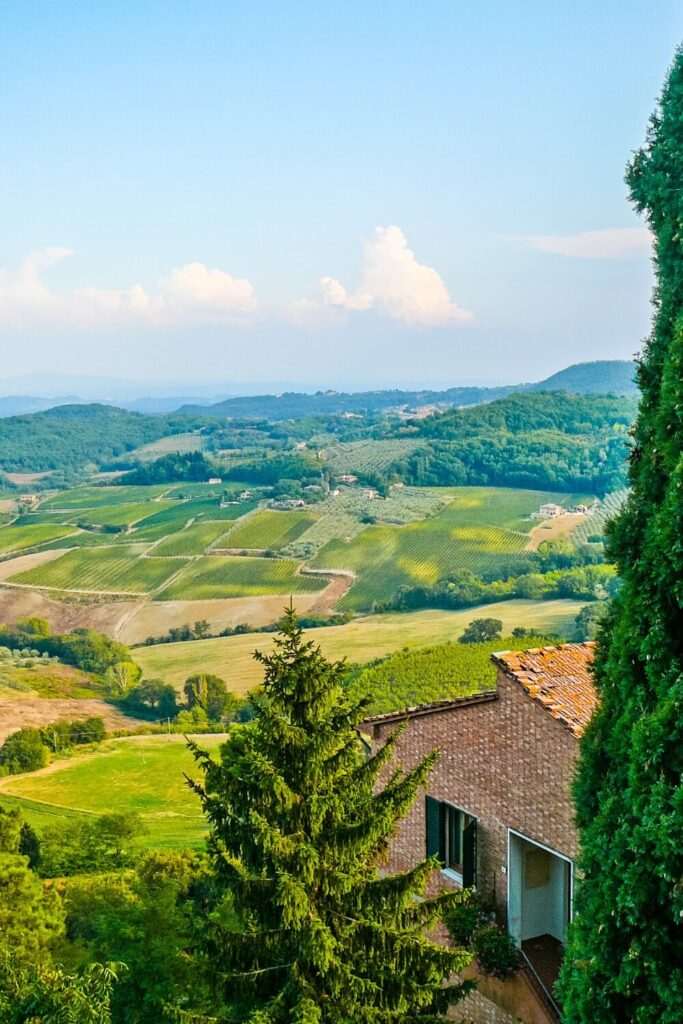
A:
[1,1,682,393]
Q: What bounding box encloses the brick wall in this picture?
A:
[370,666,580,919]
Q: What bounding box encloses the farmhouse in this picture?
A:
[207,477,222,485]
[367,642,597,1024]
[538,503,564,518]
[338,474,358,484]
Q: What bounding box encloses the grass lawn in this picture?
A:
[134,598,584,692]
[0,734,226,850]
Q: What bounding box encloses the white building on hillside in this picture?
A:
[539,502,564,518]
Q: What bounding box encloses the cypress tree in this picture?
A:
[559,47,683,1023]
[189,608,472,1023]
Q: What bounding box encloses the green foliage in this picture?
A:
[347,636,555,715]
[398,392,636,493]
[124,678,179,718]
[573,603,608,641]
[458,618,503,644]
[0,952,122,1024]
[558,48,683,1023]
[187,610,473,1021]
[444,891,518,981]
[119,450,221,485]
[0,403,204,474]
[64,851,210,1023]
[38,812,147,876]
[183,674,236,723]
[40,716,107,753]
[0,728,48,775]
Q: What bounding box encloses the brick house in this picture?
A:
[366,642,597,1024]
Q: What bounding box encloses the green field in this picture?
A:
[151,520,234,556]
[311,487,591,610]
[10,546,181,594]
[0,734,225,850]
[312,521,528,609]
[0,523,77,555]
[223,509,318,550]
[156,555,327,600]
[38,485,171,509]
[134,599,583,692]
[324,439,425,475]
[127,432,205,462]
[69,500,173,528]
[436,487,591,532]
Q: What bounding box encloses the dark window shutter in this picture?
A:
[425,796,442,861]
[463,816,477,887]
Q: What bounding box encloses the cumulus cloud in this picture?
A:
[294,226,472,328]
[521,227,652,260]
[0,249,258,330]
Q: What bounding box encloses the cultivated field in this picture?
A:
[151,520,234,556]
[10,546,181,595]
[220,509,318,550]
[0,734,226,849]
[156,555,327,600]
[134,599,584,691]
[348,634,556,715]
[571,489,629,544]
[126,432,205,462]
[311,487,591,610]
[323,439,425,475]
[0,524,77,556]
[39,485,171,509]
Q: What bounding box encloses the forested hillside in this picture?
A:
[390,392,637,493]
[0,405,204,475]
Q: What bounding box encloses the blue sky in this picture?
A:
[1,1,681,390]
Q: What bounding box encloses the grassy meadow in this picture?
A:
[134,599,583,692]
[0,734,226,850]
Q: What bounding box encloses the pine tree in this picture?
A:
[558,47,683,1023]
[188,608,472,1023]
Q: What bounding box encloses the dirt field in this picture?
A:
[0,583,321,644]
[0,697,146,743]
[526,512,586,550]
[0,549,69,582]
[5,472,52,485]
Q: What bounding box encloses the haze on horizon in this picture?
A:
[3,1,682,389]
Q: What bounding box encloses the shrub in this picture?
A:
[472,925,519,980]
[445,890,518,981]
[0,728,48,774]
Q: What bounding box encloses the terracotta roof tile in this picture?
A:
[491,642,597,736]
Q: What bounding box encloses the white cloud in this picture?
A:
[521,227,652,260]
[302,226,472,327]
[0,250,258,330]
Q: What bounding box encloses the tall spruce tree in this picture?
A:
[558,47,683,1023]
[188,608,472,1023]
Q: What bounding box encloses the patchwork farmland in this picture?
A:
[0,482,598,626]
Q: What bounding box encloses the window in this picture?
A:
[425,796,477,886]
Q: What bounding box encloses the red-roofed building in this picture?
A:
[366,642,597,1024]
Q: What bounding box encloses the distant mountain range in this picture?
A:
[180,360,638,420]
[0,360,637,419]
